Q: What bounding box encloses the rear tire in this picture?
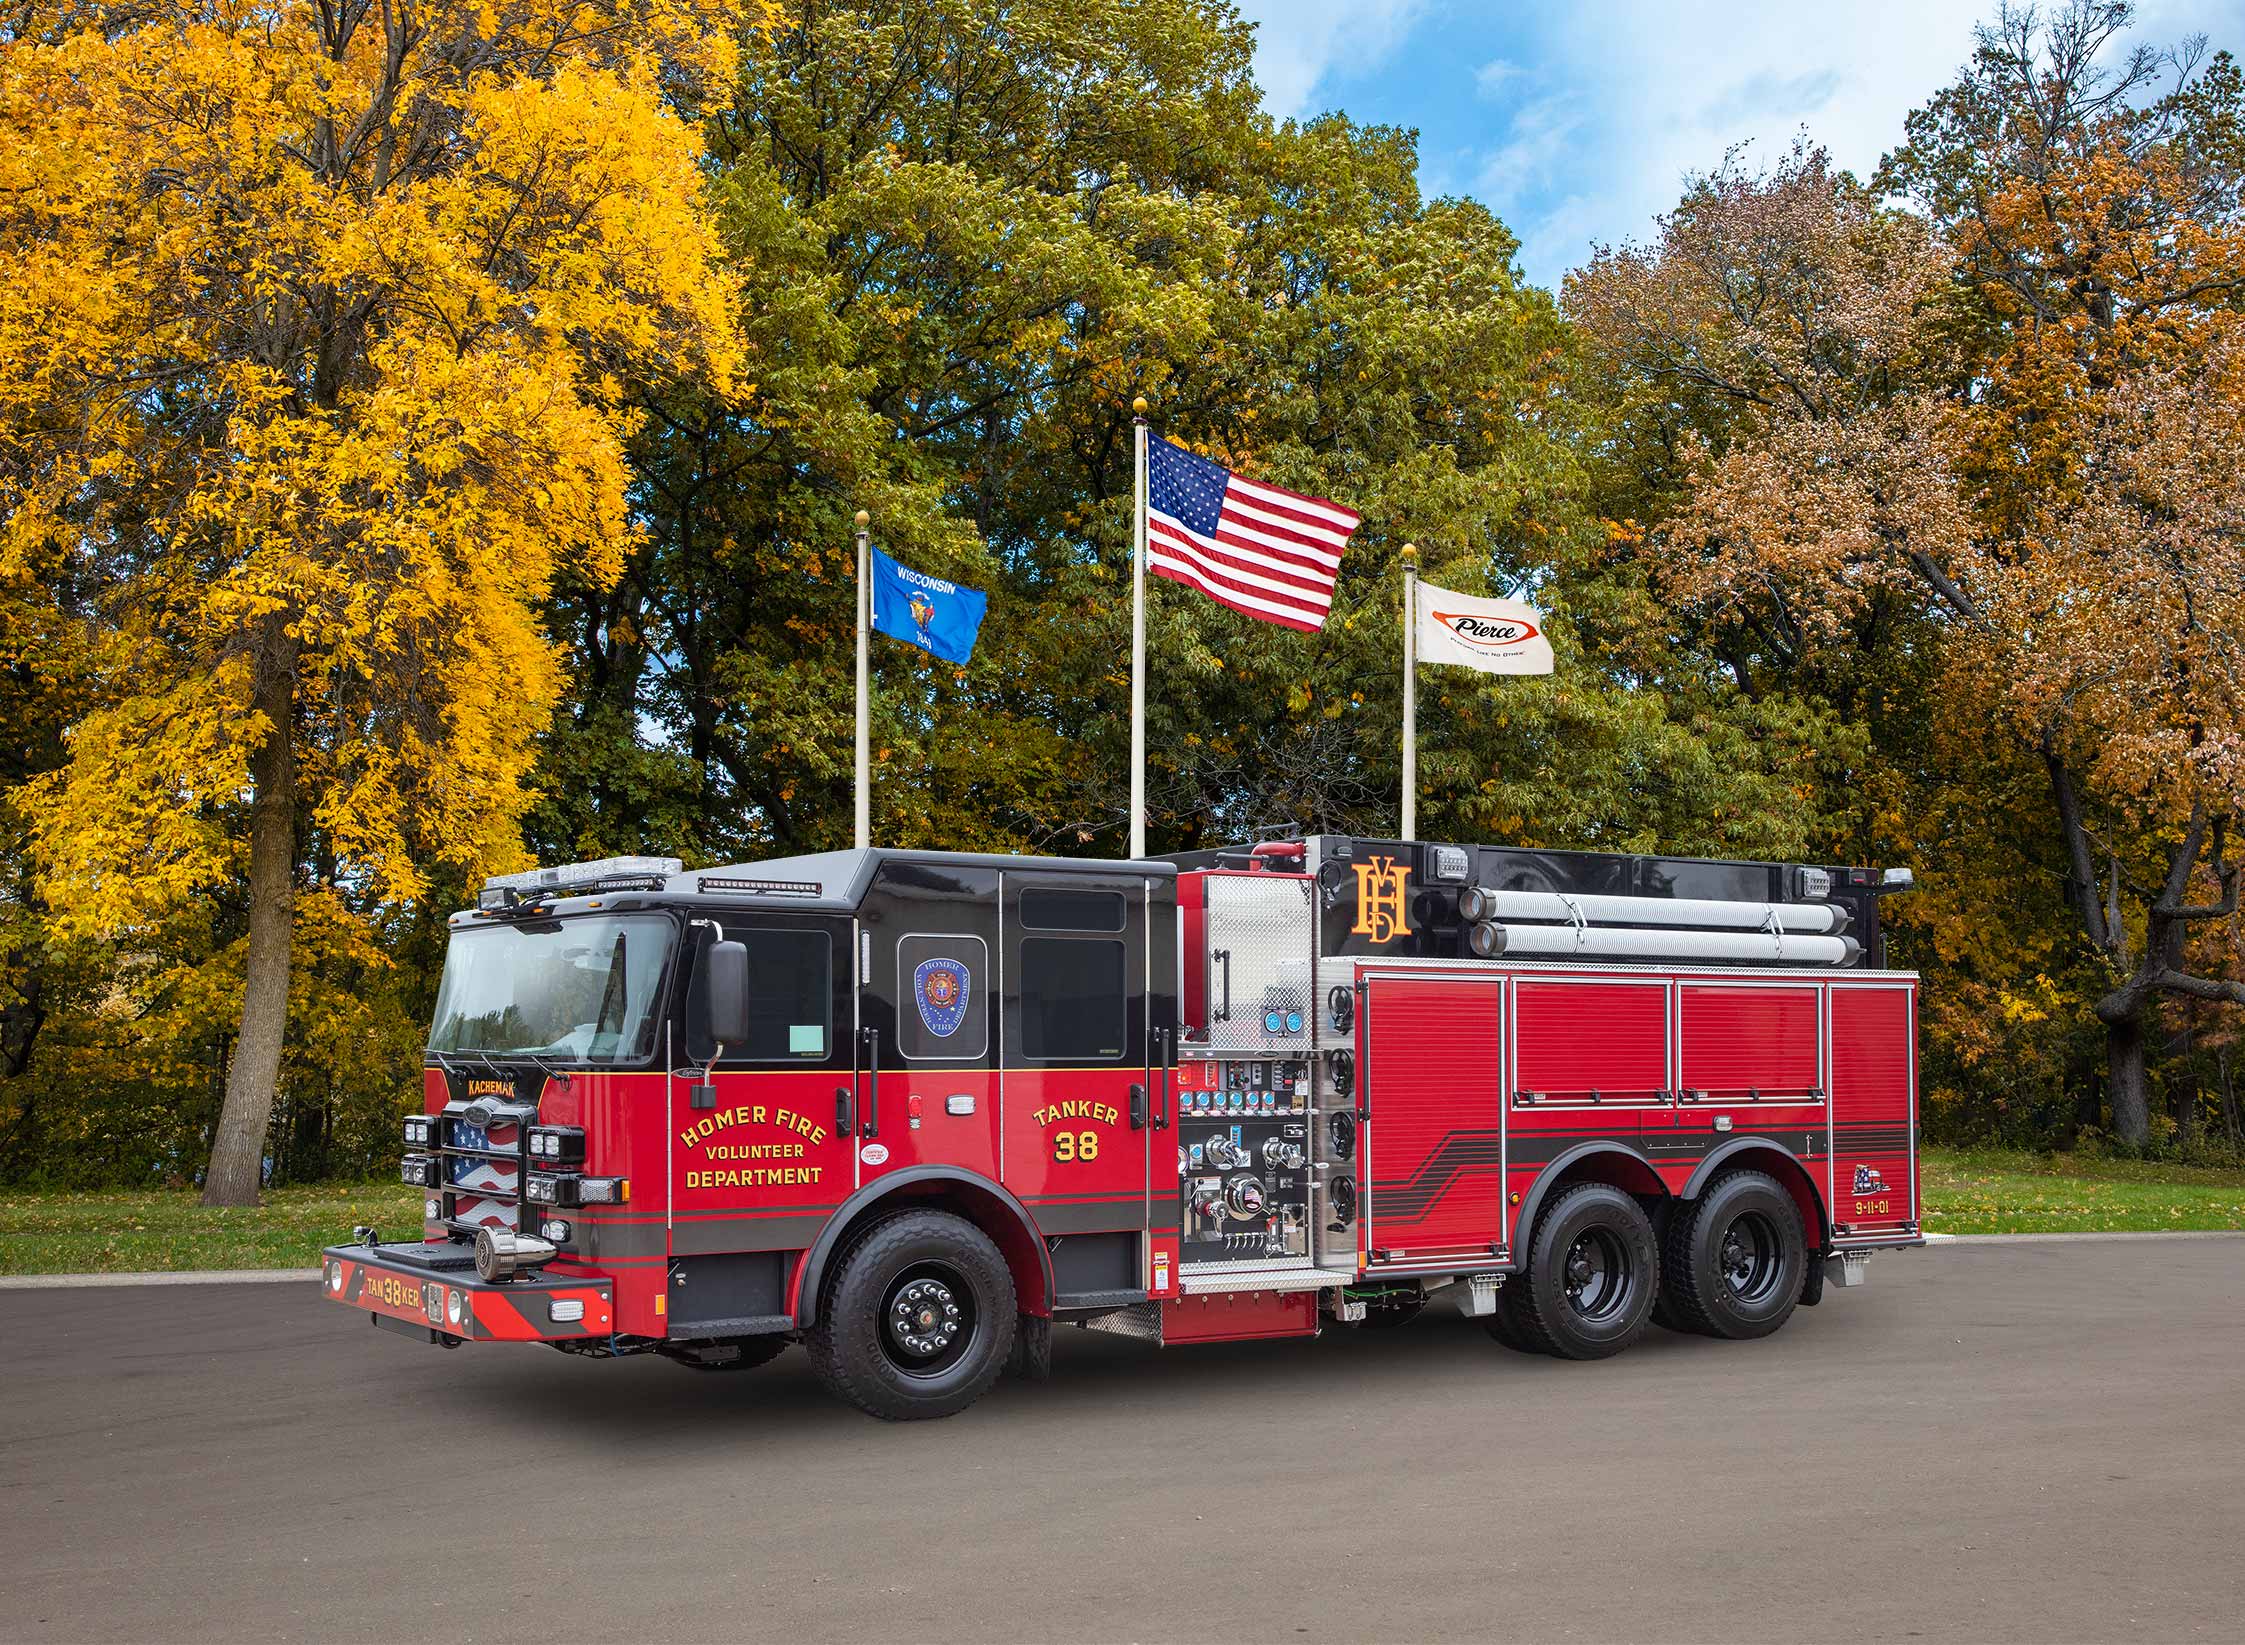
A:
[1512,1182,1658,1360]
[1662,1170,1807,1340]
[807,1210,1017,1419]
[1481,1282,1539,1353]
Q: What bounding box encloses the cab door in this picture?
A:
[670,917,859,1266]
[999,871,1158,1300]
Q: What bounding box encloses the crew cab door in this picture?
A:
[999,870,1160,1299]
[671,917,859,1265]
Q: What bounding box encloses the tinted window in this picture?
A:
[1019,888,1126,932]
[898,934,989,1060]
[739,929,831,1059]
[1021,938,1126,1061]
[687,926,832,1062]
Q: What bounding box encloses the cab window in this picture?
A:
[687,926,832,1063]
[1019,937,1126,1062]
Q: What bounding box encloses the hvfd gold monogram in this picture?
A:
[1350,856,1412,943]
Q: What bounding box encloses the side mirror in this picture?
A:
[704,939,751,1047]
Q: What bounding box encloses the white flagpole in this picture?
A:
[1130,396,1149,860]
[1401,542,1418,842]
[854,508,871,849]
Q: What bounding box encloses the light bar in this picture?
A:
[481,855,682,896]
[1471,889,1849,935]
[1489,923,1860,967]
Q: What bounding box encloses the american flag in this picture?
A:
[1146,435,1359,632]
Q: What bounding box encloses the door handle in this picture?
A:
[1129,1082,1148,1130]
[1156,1028,1172,1130]
[859,1026,881,1139]
[835,1086,855,1138]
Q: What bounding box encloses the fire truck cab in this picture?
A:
[324,835,1922,1419]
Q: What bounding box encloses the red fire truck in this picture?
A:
[322,834,1922,1419]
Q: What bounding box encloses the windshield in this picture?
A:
[427,915,673,1064]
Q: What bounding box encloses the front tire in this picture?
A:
[1512,1182,1659,1360]
[1662,1170,1807,1340]
[807,1210,1017,1420]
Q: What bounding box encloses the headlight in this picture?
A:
[525,1174,564,1204]
[423,1196,442,1221]
[539,1219,571,1244]
[527,1126,584,1163]
[399,1154,439,1188]
[402,1115,433,1146]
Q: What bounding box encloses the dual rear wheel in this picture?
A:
[1486,1170,1807,1359]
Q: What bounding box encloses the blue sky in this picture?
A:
[1234,0,2245,293]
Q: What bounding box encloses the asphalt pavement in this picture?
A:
[3,1238,2241,1643]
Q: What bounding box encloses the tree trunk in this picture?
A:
[2105,1012,2150,1148]
[201,636,297,1208]
[2219,1049,2240,1151]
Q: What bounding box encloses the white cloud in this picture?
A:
[1473,57,1524,98]
[1472,91,1584,200]
[1478,0,1990,286]
[1232,0,1428,120]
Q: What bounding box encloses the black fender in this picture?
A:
[1507,1140,1667,1269]
[790,1166,1056,1329]
[1680,1134,1831,1242]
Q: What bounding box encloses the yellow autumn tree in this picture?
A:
[0,0,742,1202]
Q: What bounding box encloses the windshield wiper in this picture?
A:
[521,1051,575,1092]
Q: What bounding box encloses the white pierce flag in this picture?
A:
[1414,580,1553,675]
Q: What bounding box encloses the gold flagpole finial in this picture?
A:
[854,509,869,529]
[1400,541,1417,560]
[1132,396,1148,417]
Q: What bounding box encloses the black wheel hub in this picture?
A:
[881,1266,975,1376]
[1562,1229,1630,1321]
[1718,1210,1783,1306]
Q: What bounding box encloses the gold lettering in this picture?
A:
[1350,856,1412,943]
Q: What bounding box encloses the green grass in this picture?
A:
[0,1182,426,1275]
[1921,1146,2245,1234]
[0,1149,2240,1274]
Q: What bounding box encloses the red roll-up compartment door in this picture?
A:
[1361,973,1505,1262]
[1677,983,1821,1101]
[1828,984,1917,1239]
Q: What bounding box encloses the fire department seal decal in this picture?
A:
[913,956,972,1038]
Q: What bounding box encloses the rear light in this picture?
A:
[402,1115,434,1146]
[528,1126,584,1162]
[447,1289,466,1325]
[400,1154,439,1188]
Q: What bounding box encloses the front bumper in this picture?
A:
[321,1241,614,1342]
